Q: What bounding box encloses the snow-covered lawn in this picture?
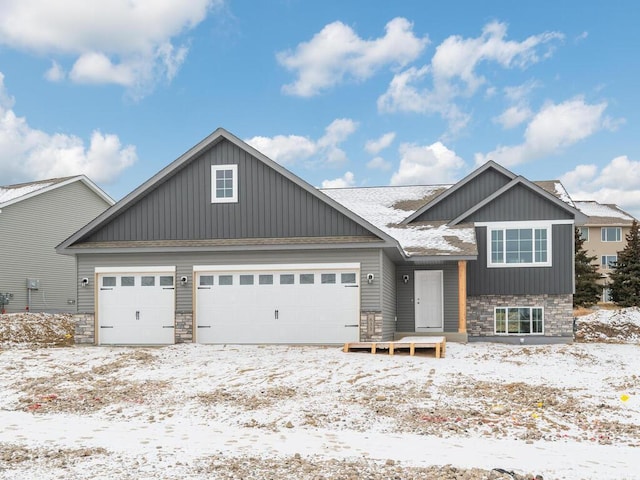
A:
[1,311,639,479]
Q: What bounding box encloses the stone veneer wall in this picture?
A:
[175,312,193,343]
[360,311,383,342]
[466,294,573,337]
[73,313,95,344]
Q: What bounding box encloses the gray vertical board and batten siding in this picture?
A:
[84,139,373,242]
[458,184,573,223]
[468,224,574,295]
[77,248,383,313]
[0,182,110,313]
[395,263,459,332]
[412,168,512,222]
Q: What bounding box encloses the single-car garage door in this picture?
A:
[194,263,360,344]
[96,267,176,345]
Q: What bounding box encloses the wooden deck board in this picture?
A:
[343,336,446,358]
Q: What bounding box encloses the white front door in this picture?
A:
[194,264,360,344]
[415,270,443,331]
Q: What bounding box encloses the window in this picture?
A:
[341,273,357,284]
[199,275,214,286]
[280,274,294,285]
[239,274,254,285]
[219,275,233,286]
[601,255,617,269]
[211,165,238,203]
[488,225,551,267]
[601,227,621,242]
[121,276,135,287]
[259,274,273,285]
[495,307,543,334]
[321,273,336,284]
[102,276,116,287]
[160,276,174,286]
[141,276,155,286]
[578,227,589,242]
[300,274,314,284]
[602,288,613,303]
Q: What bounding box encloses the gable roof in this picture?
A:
[448,175,588,225]
[0,176,114,210]
[322,185,477,258]
[57,128,401,254]
[574,200,636,226]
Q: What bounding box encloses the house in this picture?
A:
[0,177,114,313]
[56,128,586,345]
[574,201,636,302]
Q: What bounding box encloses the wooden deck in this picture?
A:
[343,336,446,358]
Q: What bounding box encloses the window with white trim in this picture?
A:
[488,225,551,267]
[211,165,238,203]
[578,227,589,242]
[601,227,621,242]
[495,307,544,334]
[601,255,617,269]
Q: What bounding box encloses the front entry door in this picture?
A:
[415,270,443,331]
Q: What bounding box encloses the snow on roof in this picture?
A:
[533,180,575,207]
[322,185,477,257]
[0,181,55,203]
[574,201,635,223]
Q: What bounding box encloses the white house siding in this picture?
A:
[0,182,110,313]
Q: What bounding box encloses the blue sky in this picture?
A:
[1,1,639,216]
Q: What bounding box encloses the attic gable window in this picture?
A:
[211,165,238,203]
[487,222,552,267]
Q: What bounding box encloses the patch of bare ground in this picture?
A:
[575,321,640,343]
[0,313,74,347]
[197,455,535,480]
[197,385,298,410]
[0,443,108,468]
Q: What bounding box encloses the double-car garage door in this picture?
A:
[96,263,360,345]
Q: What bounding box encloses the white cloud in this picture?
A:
[44,61,65,82]
[476,97,611,166]
[365,132,396,154]
[367,156,392,171]
[0,72,136,184]
[277,17,428,97]
[493,105,533,129]
[0,0,218,96]
[378,21,563,134]
[321,171,355,189]
[561,156,640,219]
[246,118,358,166]
[390,141,465,186]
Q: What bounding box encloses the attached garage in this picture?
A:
[194,263,360,344]
[96,267,176,345]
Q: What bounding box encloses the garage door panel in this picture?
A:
[195,265,360,344]
[98,272,175,345]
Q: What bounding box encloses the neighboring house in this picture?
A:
[57,128,586,346]
[0,177,114,313]
[574,201,636,302]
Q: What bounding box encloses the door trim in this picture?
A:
[414,270,444,331]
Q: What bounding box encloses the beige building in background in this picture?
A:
[574,201,636,302]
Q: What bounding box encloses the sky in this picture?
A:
[1,1,639,217]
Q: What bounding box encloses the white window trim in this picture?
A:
[494,306,545,335]
[211,164,238,203]
[485,221,553,268]
[601,227,622,242]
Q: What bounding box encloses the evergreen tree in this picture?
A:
[574,227,601,307]
[610,220,640,306]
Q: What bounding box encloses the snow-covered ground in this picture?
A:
[1,310,639,479]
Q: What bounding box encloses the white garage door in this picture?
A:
[97,267,176,345]
[195,263,360,344]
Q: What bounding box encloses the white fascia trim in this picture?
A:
[95,266,176,274]
[194,263,361,273]
[475,219,574,228]
[211,164,238,203]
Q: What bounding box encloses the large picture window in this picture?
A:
[488,225,551,267]
[601,227,621,242]
[211,165,238,203]
[495,307,544,334]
